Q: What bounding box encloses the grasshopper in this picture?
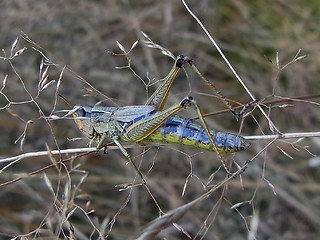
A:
[73,55,250,183]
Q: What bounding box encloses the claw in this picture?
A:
[176,55,189,68]
[180,96,194,107]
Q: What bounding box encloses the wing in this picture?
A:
[91,105,156,123]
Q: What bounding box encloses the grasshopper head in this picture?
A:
[73,105,94,137]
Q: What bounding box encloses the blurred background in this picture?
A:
[0,0,320,239]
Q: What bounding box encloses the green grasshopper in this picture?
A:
[73,55,250,182]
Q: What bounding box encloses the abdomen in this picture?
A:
[143,115,250,153]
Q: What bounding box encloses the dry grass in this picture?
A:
[1,0,320,239]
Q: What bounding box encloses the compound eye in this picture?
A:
[77,108,86,117]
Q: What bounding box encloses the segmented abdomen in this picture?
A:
[144,115,250,153]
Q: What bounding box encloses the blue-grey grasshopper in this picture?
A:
[73,55,250,182]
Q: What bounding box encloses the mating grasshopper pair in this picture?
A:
[73,55,250,183]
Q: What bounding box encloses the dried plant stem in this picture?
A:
[137,161,249,240]
[1,130,319,166]
[244,132,320,140]
[181,0,280,133]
